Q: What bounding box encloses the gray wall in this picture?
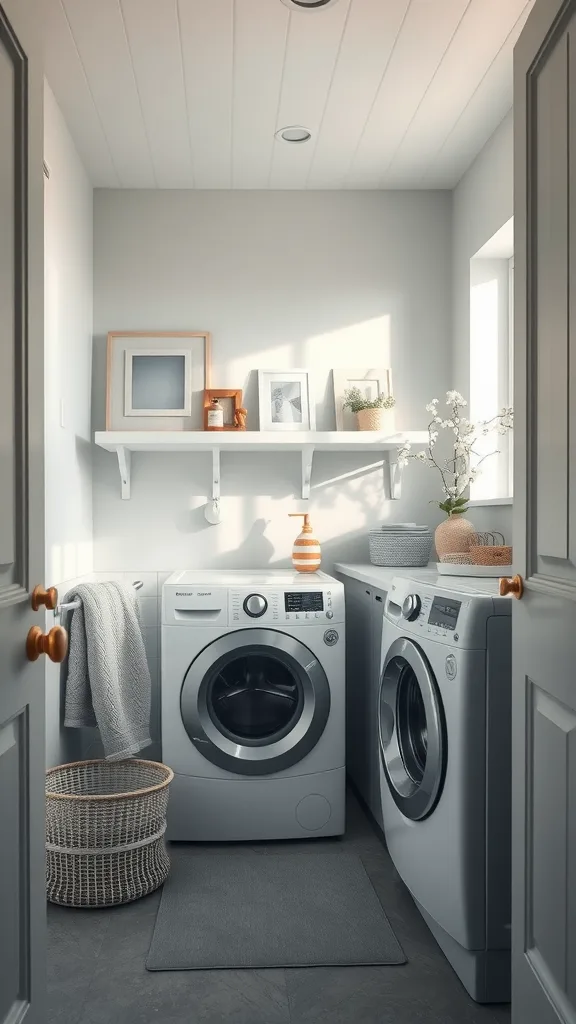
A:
[44,83,94,767]
[92,189,453,573]
[452,110,513,540]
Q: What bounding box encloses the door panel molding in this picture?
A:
[527,574,576,601]
[0,2,28,603]
[0,709,31,1023]
[532,32,569,566]
[517,0,575,585]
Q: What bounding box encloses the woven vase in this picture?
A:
[435,515,476,559]
[356,407,395,432]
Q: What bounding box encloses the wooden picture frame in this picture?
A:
[106,331,211,431]
[332,367,393,431]
[203,389,245,430]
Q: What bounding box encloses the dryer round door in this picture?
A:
[180,629,331,775]
[378,637,446,821]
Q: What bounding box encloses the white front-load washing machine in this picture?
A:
[378,574,512,1003]
[161,570,345,841]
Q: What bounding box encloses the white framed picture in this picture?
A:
[332,367,393,431]
[257,370,315,432]
[124,350,193,417]
[106,331,211,430]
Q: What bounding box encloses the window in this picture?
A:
[468,218,514,502]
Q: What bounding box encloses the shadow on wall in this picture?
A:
[92,441,440,574]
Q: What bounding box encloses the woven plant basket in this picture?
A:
[46,759,174,908]
[356,407,395,432]
[469,545,513,566]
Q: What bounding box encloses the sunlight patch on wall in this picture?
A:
[304,315,391,370]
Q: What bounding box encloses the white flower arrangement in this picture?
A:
[397,391,513,516]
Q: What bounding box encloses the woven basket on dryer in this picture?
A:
[46,759,173,908]
[469,545,513,566]
[369,527,433,567]
[438,552,473,565]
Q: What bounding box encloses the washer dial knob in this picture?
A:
[402,594,422,621]
[243,594,268,618]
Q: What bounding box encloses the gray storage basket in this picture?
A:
[368,529,433,567]
[46,759,174,908]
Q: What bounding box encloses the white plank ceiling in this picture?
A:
[44,0,533,190]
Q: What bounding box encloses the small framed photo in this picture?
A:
[257,370,315,432]
[106,332,211,430]
[203,389,245,430]
[332,367,393,430]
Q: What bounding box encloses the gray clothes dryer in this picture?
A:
[378,574,512,1004]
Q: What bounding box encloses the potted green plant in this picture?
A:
[397,391,513,558]
[342,387,396,432]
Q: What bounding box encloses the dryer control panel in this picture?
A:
[384,575,510,649]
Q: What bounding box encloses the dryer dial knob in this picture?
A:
[243,594,268,618]
[402,594,421,621]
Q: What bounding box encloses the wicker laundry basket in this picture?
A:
[46,759,174,908]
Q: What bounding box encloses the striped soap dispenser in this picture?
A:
[289,513,321,573]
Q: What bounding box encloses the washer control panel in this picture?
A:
[162,573,344,627]
[230,585,343,625]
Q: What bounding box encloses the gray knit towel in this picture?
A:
[63,581,152,760]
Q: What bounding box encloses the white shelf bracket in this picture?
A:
[386,454,402,500]
[116,446,131,500]
[301,446,314,500]
[211,448,221,502]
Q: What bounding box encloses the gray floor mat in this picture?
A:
[147,851,406,970]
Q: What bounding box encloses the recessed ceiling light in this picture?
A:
[280,0,340,9]
[275,126,312,144]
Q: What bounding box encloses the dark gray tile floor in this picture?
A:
[47,789,511,1024]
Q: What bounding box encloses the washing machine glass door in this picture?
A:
[180,629,331,775]
[379,637,446,821]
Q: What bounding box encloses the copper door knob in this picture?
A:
[31,585,59,611]
[26,625,68,663]
[499,574,524,599]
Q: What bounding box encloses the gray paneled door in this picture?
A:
[513,1,576,1021]
[0,1,46,1022]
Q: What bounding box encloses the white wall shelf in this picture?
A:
[94,430,428,502]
